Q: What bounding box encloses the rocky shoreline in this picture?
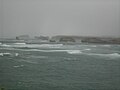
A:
[0,36,120,44]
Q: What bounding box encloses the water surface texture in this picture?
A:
[0,43,120,90]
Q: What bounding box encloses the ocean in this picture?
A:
[0,42,120,90]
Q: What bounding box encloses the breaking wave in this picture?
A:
[0,44,10,47]
[0,53,11,56]
[0,43,63,48]
[17,49,69,52]
[87,53,120,58]
[14,48,83,54]
[66,50,82,54]
[0,52,19,57]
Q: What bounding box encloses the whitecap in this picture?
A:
[0,52,19,57]
[0,53,3,56]
[17,49,83,55]
[106,53,120,57]
[0,53,11,56]
[8,44,63,49]
[67,50,82,54]
[15,53,19,56]
[13,65,24,68]
[0,44,10,47]
[17,49,67,52]
[31,49,82,54]
[87,53,120,58]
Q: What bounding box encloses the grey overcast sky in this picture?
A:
[0,0,120,38]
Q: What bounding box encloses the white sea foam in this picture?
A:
[38,44,63,48]
[87,53,120,58]
[0,44,10,47]
[13,65,24,68]
[84,48,91,51]
[13,43,26,45]
[0,53,3,56]
[91,45,97,47]
[0,53,11,56]
[67,50,82,54]
[0,42,2,45]
[101,45,111,47]
[32,49,68,52]
[17,48,83,55]
[15,53,19,56]
[106,53,120,57]
[21,60,38,64]
[4,44,63,49]
[29,55,48,59]
[0,52,19,57]
[13,66,20,68]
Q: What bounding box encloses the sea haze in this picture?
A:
[0,0,120,90]
[0,0,120,38]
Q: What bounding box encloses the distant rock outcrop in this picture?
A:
[59,37,75,42]
[16,35,30,40]
[50,35,120,44]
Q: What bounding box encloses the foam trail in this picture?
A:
[0,44,10,47]
[106,53,120,57]
[16,49,83,54]
[91,45,97,47]
[13,43,26,45]
[21,60,38,64]
[27,49,68,52]
[4,44,63,48]
[67,50,82,54]
[101,45,111,47]
[87,53,120,58]
[84,48,91,51]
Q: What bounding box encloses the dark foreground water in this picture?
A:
[0,43,120,90]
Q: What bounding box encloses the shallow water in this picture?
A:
[0,43,120,90]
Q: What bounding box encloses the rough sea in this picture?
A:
[0,42,120,90]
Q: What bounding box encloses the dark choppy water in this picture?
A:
[0,43,120,90]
